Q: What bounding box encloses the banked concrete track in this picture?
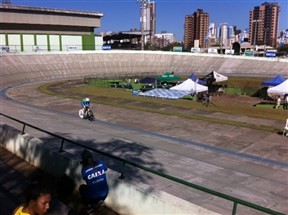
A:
[1,50,288,89]
[1,51,288,215]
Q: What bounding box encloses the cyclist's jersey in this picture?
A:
[81,99,90,108]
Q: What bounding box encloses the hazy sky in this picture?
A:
[11,0,288,41]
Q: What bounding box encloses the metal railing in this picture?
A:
[0,112,284,215]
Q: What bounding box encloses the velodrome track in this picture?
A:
[1,51,288,214]
[1,50,288,89]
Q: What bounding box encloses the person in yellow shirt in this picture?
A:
[13,182,51,215]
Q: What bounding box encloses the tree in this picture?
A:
[277,44,288,56]
[161,42,183,51]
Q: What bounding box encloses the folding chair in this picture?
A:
[283,119,288,136]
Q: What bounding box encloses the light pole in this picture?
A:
[263,28,268,57]
[137,0,149,50]
[220,38,223,54]
[252,19,261,51]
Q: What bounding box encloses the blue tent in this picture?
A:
[189,73,207,85]
[140,77,157,84]
[261,75,286,86]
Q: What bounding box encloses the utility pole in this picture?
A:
[137,0,149,50]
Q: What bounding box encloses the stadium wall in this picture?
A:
[0,33,103,52]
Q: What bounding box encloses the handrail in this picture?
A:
[0,112,284,215]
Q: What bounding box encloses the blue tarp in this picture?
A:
[261,75,286,86]
[138,89,191,99]
[189,73,207,85]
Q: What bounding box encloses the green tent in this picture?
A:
[156,72,181,82]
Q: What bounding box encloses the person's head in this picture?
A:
[81,149,94,165]
[23,182,51,215]
[85,98,90,103]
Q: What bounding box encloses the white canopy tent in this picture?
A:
[212,71,228,83]
[170,78,208,94]
[267,79,288,98]
[202,71,228,85]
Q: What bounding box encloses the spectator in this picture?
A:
[284,94,288,110]
[13,181,52,215]
[204,93,212,107]
[275,95,281,109]
[196,92,204,102]
[79,149,109,210]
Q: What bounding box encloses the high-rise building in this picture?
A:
[209,23,217,39]
[207,23,217,46]
[249,2,280,48]
[228,26,235,38]
[184,9,209,49]
[219,23,229,47]
[142,1,156,39]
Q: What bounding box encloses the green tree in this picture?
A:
[277,44,288,56]
[161,42,183,51]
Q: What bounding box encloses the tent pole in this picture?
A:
[194,80,197,101]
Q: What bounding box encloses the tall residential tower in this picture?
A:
[249,2,280,48]
[184,9,209,50]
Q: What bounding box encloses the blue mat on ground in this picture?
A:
[138,89,191,99]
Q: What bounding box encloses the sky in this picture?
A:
[10,0,288,41]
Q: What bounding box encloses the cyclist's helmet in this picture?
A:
[85,98,90,102]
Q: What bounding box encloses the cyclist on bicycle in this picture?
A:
[81,98,91,117]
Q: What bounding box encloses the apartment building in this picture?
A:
[249,2,280,48]
[184,9,209,50]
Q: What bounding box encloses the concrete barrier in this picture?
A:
[0,124,219,215]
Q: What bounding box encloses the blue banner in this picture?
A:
[102,45,111,50]
[265,51,277,58]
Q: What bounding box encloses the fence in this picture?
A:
[0,112,284,215]
[0,45,104,53]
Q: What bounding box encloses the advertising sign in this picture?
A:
[265,51,277,58]
[102,45,112,50]
[1,46,10,52]
[225,49,234,55]
[173,46,183,52]
[67,46,78,51]
[244,50,254,56]
[191,48,200,53]
[208,48,218,54]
